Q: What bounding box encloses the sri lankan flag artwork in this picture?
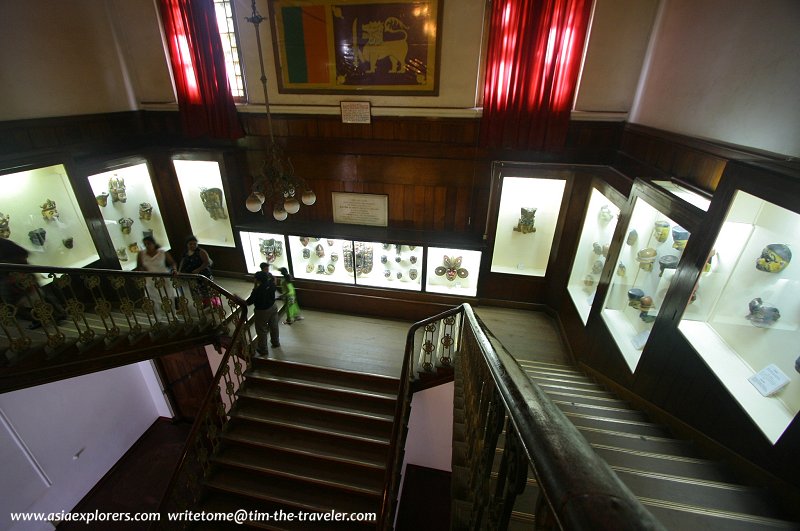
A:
[268,0,440,94]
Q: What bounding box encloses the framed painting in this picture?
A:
[268,0,442,95]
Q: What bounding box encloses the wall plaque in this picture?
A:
[332,192,388,227]
[341,101,371,124]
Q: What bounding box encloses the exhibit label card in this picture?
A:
[748,364,790,397]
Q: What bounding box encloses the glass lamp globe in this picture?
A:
[301,190,317,206]
[284,197,301,214]
[245,193,263,213]
[273,206,288,221]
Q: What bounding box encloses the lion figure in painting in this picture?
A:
[354,17,409,74]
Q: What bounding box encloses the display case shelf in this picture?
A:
[567,187,623,324]
[173,159,235,248]
[490,176,567,277]
[1,164,99,270]
[88,163,170,270]
[678,189,800,443]
[601,192,693,372]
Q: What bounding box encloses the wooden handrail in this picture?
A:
[462,305,664,530]
[383,304,663,530]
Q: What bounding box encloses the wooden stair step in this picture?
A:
[232,400,392,442]
[252,357,399,395]
[552,399,651,422]
[642,500,800,531]
[564,411,672,438]
[525,373,607,392]
[206,466,380,515]
[246,368,397,400]
[222,420,388,468]
[613,468,779,519]
[244,370,396,416]
[213,444,384,495]
[542,388,632,409]
[576,426,703,459]
[237,385,395,422]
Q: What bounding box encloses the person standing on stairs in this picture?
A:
[246,271,280,355]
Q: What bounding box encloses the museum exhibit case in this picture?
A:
[490,174,567,277]
[0,163,99,269]
[600,180,707,372]
[288,235,355,284]
[87,162,170,270]
[353,241,423,292]
[678,182,800,444]
[173,159,235,248]
[567,185,625,324]
[426,247,482,297]
[239,231,289,274]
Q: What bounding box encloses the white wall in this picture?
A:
[0,364,168,531]
[402,382,454,471]
[630,0,800,157]
[574,0,659,115]
[0,0,137,121]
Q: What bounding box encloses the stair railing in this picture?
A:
[156,295,252,527]
[380,304,465,529]
[382,304,664,530]
[1,263,242,392]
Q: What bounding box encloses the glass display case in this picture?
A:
[173,159,235,248]
[490,176,567,276]
[239,231,288,274]
[426,247,482,297]
[0,164,99,269]
[288,235,355,284]
[88,163,169,270]
[601,194,693,372]
[354,241,423,291]
[567,187,623,324]
[678,190,800,443]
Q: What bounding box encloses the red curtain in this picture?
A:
[481,0,593,150]
[159,0,244,139]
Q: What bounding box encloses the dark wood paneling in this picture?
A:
[155,347,214,420]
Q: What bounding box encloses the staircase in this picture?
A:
[196,357,399,529]
[501,359,798,530]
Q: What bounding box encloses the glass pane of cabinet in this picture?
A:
[173,159,235,248]
[491,176,567,276]
[1,164,99,269]
[678,190,800,443]
[426,247,482,297]
[567,188,622,324]
[288,236,354,284]
[88,163,169,270]
[239,231,288,274]
[602,197,691,372]
[354,241,422,291]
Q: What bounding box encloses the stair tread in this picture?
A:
[223,422,387,467]
[642,498,800,530]
[252,357,399,394]
[238,386,394,422]
[553,399,651,422]
[232,402,392,443]
[246,368,397,401]
[206,467,380,514]
[612,468,780,519]
[213,445,384,495]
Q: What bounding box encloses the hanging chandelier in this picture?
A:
[244,0,316,221]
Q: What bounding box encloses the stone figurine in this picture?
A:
[512,207,537,234]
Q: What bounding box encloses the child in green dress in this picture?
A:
[278,267,303,324]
